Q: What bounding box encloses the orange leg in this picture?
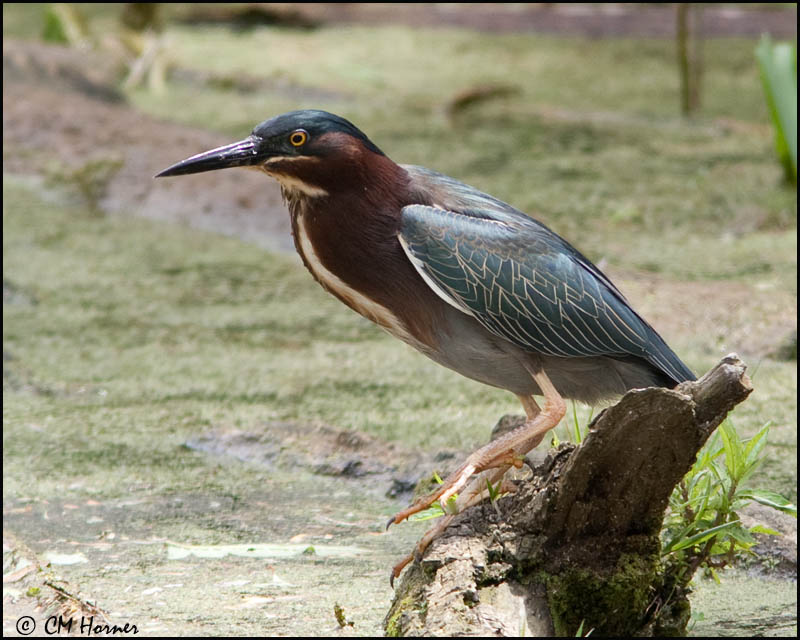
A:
[388,369,565,529]
[388,370,566,586]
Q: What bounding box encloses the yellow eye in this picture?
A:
[289,130,308,147]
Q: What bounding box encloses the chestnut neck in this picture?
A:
[283,147,444,346]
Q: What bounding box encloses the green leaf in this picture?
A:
[409,504,446,522]
[686,468,711,495]
[744,423,771,464]
[748,524,780,536]
[725,524,757,546]
[42,4,90,46]
[755,36,798,183]
[719,419,745,480]
[709,540,738,557]
[662,521,700,553]
[443,494,459,515]
[694,476,715,514]
[570,401,584,443]
[486,478,501,502]
[663,520,740,554]
[738,489,797,517]
[738,424,771,485]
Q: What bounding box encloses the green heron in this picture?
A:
[157,110,695,582]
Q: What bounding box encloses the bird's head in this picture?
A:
[156,110,388,198]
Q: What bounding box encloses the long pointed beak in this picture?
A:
[155,136,264,178]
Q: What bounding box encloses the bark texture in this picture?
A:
[385,354,752,637]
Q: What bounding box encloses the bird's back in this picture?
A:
[401,165,696,393]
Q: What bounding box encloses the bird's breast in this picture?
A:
[292,210,436,353]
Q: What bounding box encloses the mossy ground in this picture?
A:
[544,552,659,637]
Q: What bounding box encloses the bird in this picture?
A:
[157,109,696,583]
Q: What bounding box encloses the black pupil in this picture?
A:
[292,133,304,144]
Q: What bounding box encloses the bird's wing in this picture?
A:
[398,202,694,383]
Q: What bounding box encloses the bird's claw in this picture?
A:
[390,553,414,588]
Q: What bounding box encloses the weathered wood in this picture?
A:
[385,355,751,637]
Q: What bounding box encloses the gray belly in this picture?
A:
[425,306,538,397]
[424,305,670,404]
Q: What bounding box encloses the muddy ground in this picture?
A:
[181,3,799,39]
[3,8,797,637]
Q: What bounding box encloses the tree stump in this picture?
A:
[385,354,752,637]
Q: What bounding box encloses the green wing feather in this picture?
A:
[399,202,695,384]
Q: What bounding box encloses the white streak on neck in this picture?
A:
[295,214,423,349]
[260,160,328,198]
[276,175,328,198]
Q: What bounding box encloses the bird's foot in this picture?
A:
[389,466,511,586]
[389,513,455,587]
[388,376,565,586]
[387,444,524,529]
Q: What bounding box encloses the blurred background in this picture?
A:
[3,4,797,636]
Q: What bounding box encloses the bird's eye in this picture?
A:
[289,130,308,147]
